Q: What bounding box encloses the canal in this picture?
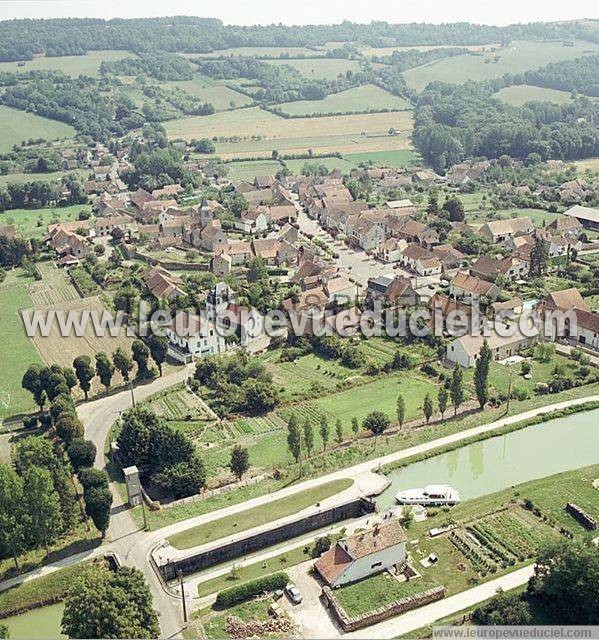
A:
[377,408,599,509]
[2,602,65,639]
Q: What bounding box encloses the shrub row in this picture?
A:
[214,572,289,609]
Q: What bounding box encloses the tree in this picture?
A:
[363,411,390,446]
[287,414,302,464]
[113,347,133,383]
[473,590,533,625]
[0,464,27,569]
[241,379,279,414]
[83,485,112,537]
[423,394,434,424]
[55,413,84,443]
[67,439,96,472]
[396,395,406,427]
[335,418,343,444]
[351,416,360,437]
[147,335,168,376]
[442,196,465,222]
[95,352,115,392]
[451,365,464,416]
[427,191,439,215]
[319,415,330,451]
[529,235,549,278]
[131,340,151,379]
[22,364,46,410]
[23,465,62,552]
[474,339,492,409]
[229,445,249,481]
[0,623,8,639]
[438,386,448,419]
[61,564,159,639]
[303,419,314,456]
[73,356,94,400]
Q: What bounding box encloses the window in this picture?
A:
[370,561,383,569]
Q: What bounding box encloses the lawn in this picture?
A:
[335,572,440,618]
[273,84,411,116]
[199,598,274,640]
[404,40,599,92]
[189,47,322,58]
[0,50,132,77]
[0,169,85,187]
[165,77,253,111]
[495,84,574,106]
[0,105,76,153]
[284,156,356,175]
[343,149,417,167]
[225,159,283,182]
[165,107,413,159]
[266,58,362,80]
[0,269,42,422]
[0,204,93,239]
[167,478,353,550]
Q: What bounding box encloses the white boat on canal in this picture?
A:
[395,484,460,506]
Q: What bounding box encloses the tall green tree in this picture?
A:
[286,414,302,464]
[438,386,448,419]
[23,466,62,552]
[21,364,46,411]
[363,410,391,447]
[73,356,94,401]
[474,340,492,409]
[396,395,406,427]
[451,365,464,416]
[303,418,314,456]
[319,415,330,451]
[351,416,360,437]
[83,485,112,537]
[229,445,249,481]
[423,394,434,424]
[0,464,27,569]
[95,352,115,393]
[529,235,549,278]
[335,418,343,444]
[131,340,151,379]
[113,347,133,383]
[147,335,168,376]
[61,565,159,639]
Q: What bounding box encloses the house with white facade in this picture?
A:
[315,520,407,588]
[166,311,226,364]
[446,331,537,368]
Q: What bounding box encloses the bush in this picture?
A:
[214,572,289,609]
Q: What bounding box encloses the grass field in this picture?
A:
[495,84,574,106]
[0,204,93,239]
[165,76,254,111]
[359,43,500,56]
[0,50,132,77]
[0,169,85,187]
[187,47,322,58]
[167,478,353,549]
[27,263,79,307]
[0,105,76,153]
[225,159,283,181]
[343,148,417,167]
[404,40,599,92]
[266,58,362,80]
[284,156,356,175]
[0,269,42,422]
[273,84,411,116]
[165,107,414,159]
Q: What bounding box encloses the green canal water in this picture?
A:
[377,408,599,509]
[2,602,65,639]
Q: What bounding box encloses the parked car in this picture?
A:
[285,584,303,604]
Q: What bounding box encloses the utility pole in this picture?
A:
[179,570,188,624]
[140,492,147,530]
[506,369,513,415]
[129,378,136,408]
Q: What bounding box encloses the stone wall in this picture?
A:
[323,583,446,633]
[157,497,375,581]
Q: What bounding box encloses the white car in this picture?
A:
[285,584,303,604]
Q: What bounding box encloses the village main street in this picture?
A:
[2,363,597,638]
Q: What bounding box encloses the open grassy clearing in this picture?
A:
[571,157,599,172]
[167,478,353,550]
[273,84,411,116]
[187,46,323,58]
[0,169,86,187]
[495,84,574,106]
[165,77,254,111]
[358,43,500,56]
[284,156,356,175]
[225,159,283,182]
[265,58,362,80]
[0,269,42,421]
[198,598,276,640]
[404,39,599,92]
[343,148,417,167]
[0,50,132,77]
[0,105,76,153]
[0,203,93,239]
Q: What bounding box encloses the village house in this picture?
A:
[400,244,442,276]
[428,293,475,334]
[141,266,185,301]
[470,255,528,283]
[563,205,599,231]
[315,519,407,588]
[478,217,534,245]
[47,226,91,260]
[324,276,355,306]
[346,215,386,252]
[236,209,269,234]
[0,224,17,239]
[450,271,501,305]
[166,311,226,364]
[376,237,409,263]
[188,219,228,253]
[211,252,232,277]
[93,213,136,238]
[431,244,466,270]
[565,309,599,353]
[446,331,537,368]
[365,275,419,309]
[491,297,524,319]
[547,215,583,238]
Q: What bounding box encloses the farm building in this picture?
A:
[563,205,599,231]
